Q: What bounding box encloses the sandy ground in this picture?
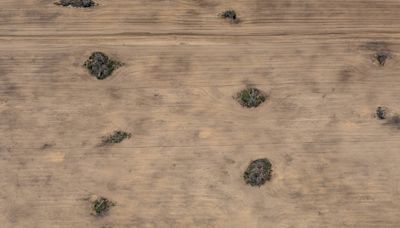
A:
[1,0,400,227]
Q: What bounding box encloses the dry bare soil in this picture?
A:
[1,0,400,227]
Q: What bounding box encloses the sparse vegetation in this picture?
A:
[376,106,387,120]
[236,88,267,108]
[243,159,272,187]
[221,10,237,21]
[84,52,121,80]
[376,53,388,66]
[102,131,131,145]
[375,107,400,128]
[55,0,95,8]
[92,197,114,216]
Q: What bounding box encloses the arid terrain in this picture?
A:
[1,0,400,227]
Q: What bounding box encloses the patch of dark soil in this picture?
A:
[384,115,400,128]
[235,88,267,108]
[376,53,388,66]
[84,52,121,80]
[101,131,131,145]
[243,159,272,187]
[92,197,114,217]
[55,0,95,8]
[361,41,389,51]
[376,106,388,120]
[41,143,53,150]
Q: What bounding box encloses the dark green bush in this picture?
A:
[102,131,131,145]
[236,88,267,108]
[221,10,237,20]
[56,0,95,8]
[376,106,387,120]
[243,159,272,186]
[93,197,113,216]
[84,52,121,80]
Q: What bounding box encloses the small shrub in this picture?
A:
[102,131,131,145]
[84,52,121,80]
[221,10,237,20]
[376,106,387,120]
[243,159,272,186]
[236,88,267,108]
[92,197,114,216]
[376,53,388,66]
[55,0,95,8]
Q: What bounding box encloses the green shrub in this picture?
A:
[243,159,272,186]
[236,88,267,108]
